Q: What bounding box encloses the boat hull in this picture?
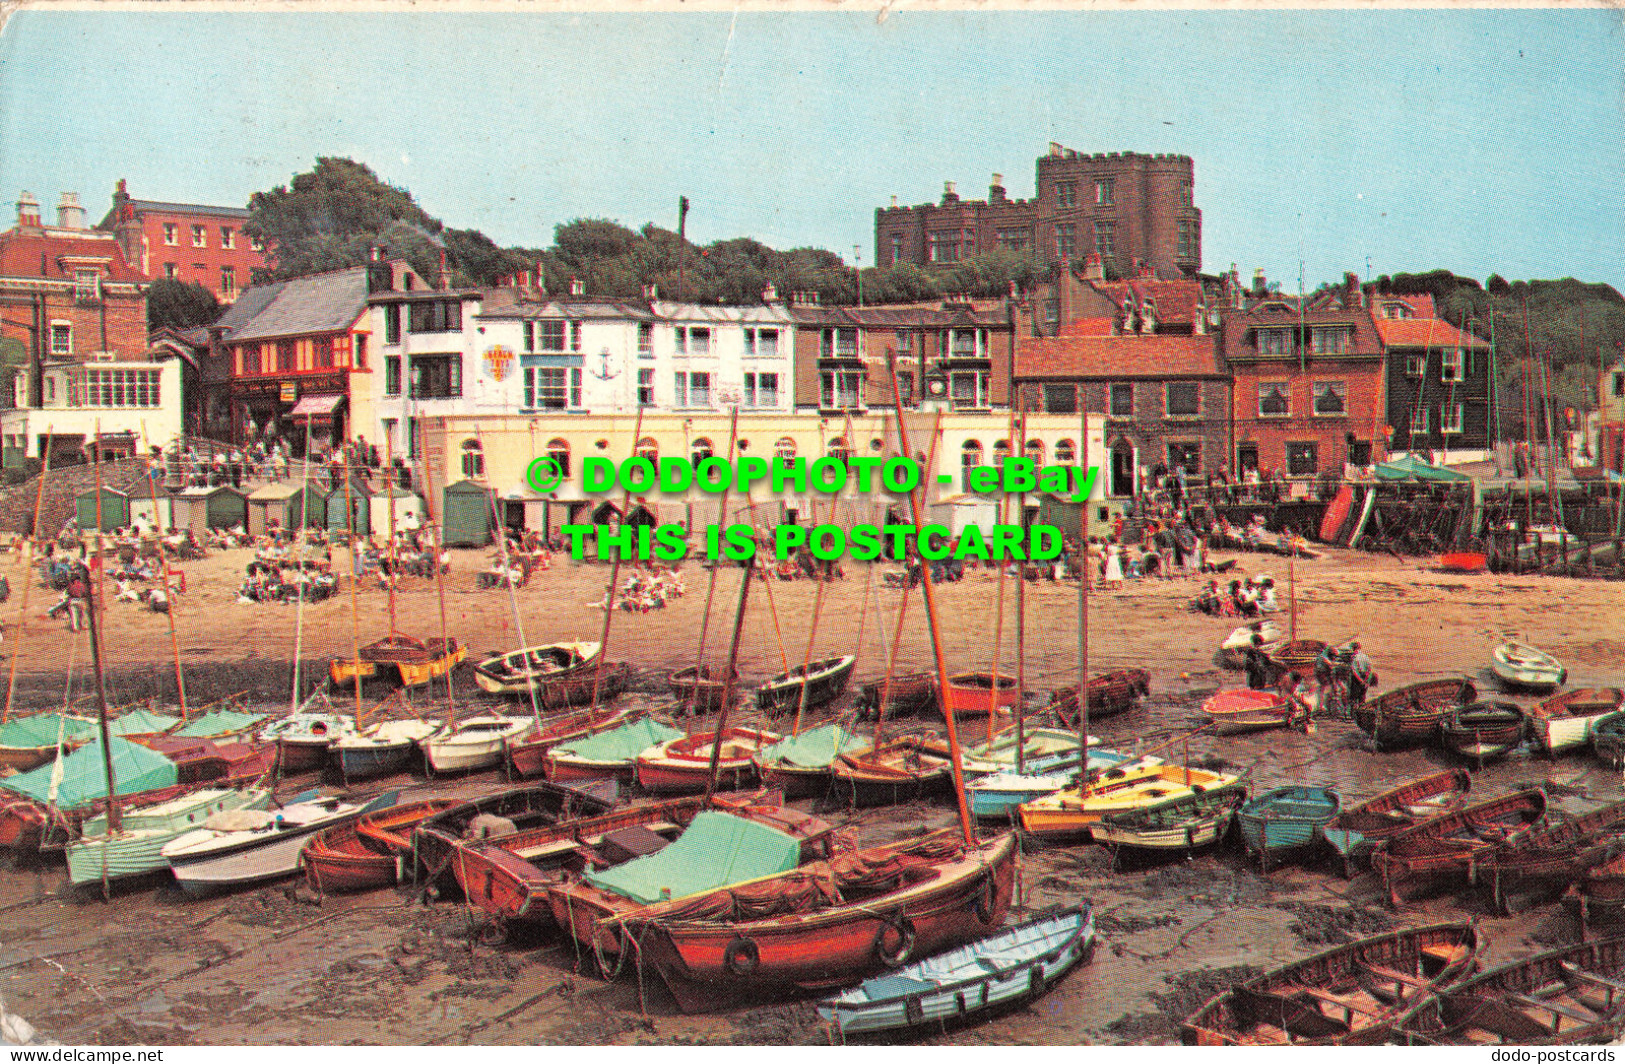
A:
[334,741,414,780]
[67,788,272,887]
[755,656,856,713]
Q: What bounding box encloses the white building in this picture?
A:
[4,355,182,460]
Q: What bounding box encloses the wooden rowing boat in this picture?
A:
[828,736,954,807]
[755,655,856,714]
[1438,701,1526,763]
[668,664,739,714]
[614,830,1017,1012]
[1565,851,1625,926]
[1182,923,1483,1046]
[1351,679,1477,750]
[817,906,1093,1038]
[1087,781,1247,855]
[1318,769,1472,875]
[1370,788,1548,906]
[960,726,1090,776]
[1046,669,1152,725]
[411,780,619,894]
[421,715,537,774]
[1201,689,1296,733]
[634,726,781,794]
[856,671,937,718]
[1478,799,1625,914]
[300,797,458,894]
[528,661,631,711]
[472,641,601,696]
[1596,711,1625,768]
[751,723,868,800]
[1236,785,1340,871]
[1265,640,1328,677]
[1398,936,1625,1045]
[1490,639,1565,690]
[940,672,1018,718]
[503,707,634,779]
[1528,688,1625,757]
[1437,551,1489,573]
[1017,763,1236,839]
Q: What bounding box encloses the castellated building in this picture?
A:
[874,145,1201,280]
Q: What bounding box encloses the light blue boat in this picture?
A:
[1236,785,1340,871]
[964,748,1134,819]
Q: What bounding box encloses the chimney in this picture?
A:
[1137,260,1154,279]
[762,282,779,304]
[568,277,585,297]
[437,248,450,291]
[1049,142,1063,157]
[941,180,958,205]
[989,173,1006,203]
[1252,268,1267,298]
[890,195,898,209]
[55,192,84,230]
[1081,254,1105,282]
[15,191,40,228]
[369,245,382,262]
[1343,271,1361,308]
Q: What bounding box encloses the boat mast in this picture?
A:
[138,427,187,719]
[702,551,755,807]
[88,425,119,834]
[869,419,940,752]
[288,417,315,716]
[681,408,739,714]
[1076,403,1090,786]
[382,424,401,642]
[474,425,542,726]
[342,450,364,727]
[587,406,647,718]
[3,421,52,724]
[1013,408,1028,776]
[885,351,973,846]
[409,417,456,723]
[790,412,847,738]
[985,404,1018,746]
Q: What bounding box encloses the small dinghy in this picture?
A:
[1318,769,1471,875]
[1218,620,1286,668]
[1088,782,1247,856]
[0,713,97,773]
[940,671,1018,718]
[68,785,273,887]
[1370,787,1548,906]
[1235,785,1340,871]
[817,906,1095,1038]
[1351,679,1477,750]
[1438,701,1525,763]
[1046,669,1152,724]
[1594,710,1625,768]
[544,716,685,784]
[959,726,1094,776]
[262,712,358,774]
[964,749,1133,820]
[752,723,867,800]
[421,715,537,774]
[755,655,856,713]
[473,641,601,696]
[1437,551,1489,574]
[1264,639,1328,677]
[300,797,458,894]
[857,671,938,718]
[829,737,954,807]
[668,663,739,714]
[333,718,444,780]
[1018,763,1237,839]
[1201,689,1299,733]
[1527,688,1625,757]
[634,726,781,794]
[1490,640,1565,690]
[504,707,634,779]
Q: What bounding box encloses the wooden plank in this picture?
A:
[1507,992,1598,1026]
[1560,961,1625,997]
[1358,961,1428,988]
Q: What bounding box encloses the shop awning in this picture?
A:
[290,394,344,419]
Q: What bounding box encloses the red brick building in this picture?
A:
[99,180,265,302]
[1221,272,1387,480]
[875,146,1201,279]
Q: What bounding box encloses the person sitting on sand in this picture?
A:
[1257,578,1280,613]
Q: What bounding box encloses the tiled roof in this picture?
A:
[214,282,285,339]
[786,303,1008,329]
[1219,302,1384,361]
[1089,277,1205,324]
[0,228,146,283]
[1016,333,1222,379]
[475,288,652,321]
[225,268,368,343]
[1375,318,1489,350]
[128,200,250,220]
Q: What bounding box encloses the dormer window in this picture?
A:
[1383,302,1413,320]
[74,268,99,303]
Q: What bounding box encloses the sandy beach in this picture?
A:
[2,540,1623,1044]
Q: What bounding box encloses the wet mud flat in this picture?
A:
[2,544,1623,1043]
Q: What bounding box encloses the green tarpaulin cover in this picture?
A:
[757,723,861,769]
[1374,455,1471,483]
[171,709,268,738]
[553,716,682,762]
[0,736,178,809]
[109,709,181,737]
[0,713,98,749]
[583,810,803,905]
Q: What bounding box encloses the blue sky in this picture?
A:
[1,8,1620,290]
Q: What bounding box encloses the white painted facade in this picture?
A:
[3,356,182,458]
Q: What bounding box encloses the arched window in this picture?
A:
[827,436,852,462]
[992,439,1012,468]
[774,437,797,460]
[691,437,713,465]
[960,439,983,486]
[635,436,658,461]
[546,438,570,479]
[1025,439,1045,465]
[1055,439,1076,465]
[460,439,484,478]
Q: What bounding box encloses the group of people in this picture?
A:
[1237,635,1378,732]
[600,565,686,613]
[237,559,337,604]
[1190,575,1280,618]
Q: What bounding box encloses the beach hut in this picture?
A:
[369,486,426,538]
[441,479,494,546]
[128,490,175,533]
[75,487,131,532]
[171,485,248,533]
[926,493,1001,538]
[247,481,325,535]
[325,477,372,537]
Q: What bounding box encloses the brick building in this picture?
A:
[99,180,266,302]
[1015,266,1227,496]
[874,146,1201,279]
[1221,271,1387,480]
[1372,292,1493,459]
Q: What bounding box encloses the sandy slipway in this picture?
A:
[0,543,1621,1044]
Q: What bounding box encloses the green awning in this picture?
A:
[756,722,862,769]
[0,713,98,749]
[582,810,803,905]
[171,709,269,738]
[1374,454,1471,483]
[0,737,178,809]
[109,709,181,737]
[551,716,683,762]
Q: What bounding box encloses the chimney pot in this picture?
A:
[889,194,898,208]
[16,191,40,228]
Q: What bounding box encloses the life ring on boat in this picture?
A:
[971,875,997,924]
[873,912,916,968]
[723,936,760,976]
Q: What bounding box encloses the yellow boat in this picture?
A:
[1017,761,1239,838]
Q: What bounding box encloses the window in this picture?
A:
[276,341,295,372]
[1312,381,1347,416]
[743,328,779,357]
[163,223,177,246]
[1168,442,1201,473]
[50,323,71,356]
[1025,439,1045,465]
[241,345,261,375]
[1311,327,1350,354]
[536,321,566,351]
[1178,220,1198,259]
[384,305,402,344]
[775,437,797,460]
[1285,442,1319,476]
[992,439,1013,470]
[1413,406,1431,434]
[353,334,367,370]
[525,366,581,409]
[460,439,484,478]
[220,227,235,249]
[820,370,862,410]
[637,368,655,407]
[521,322,534,353]
[636,437,658,461]
[1043,384,1078,414]
[74,268,99,303]
[45,378,55,404]
[887,232,903,264]
[827,436,853,462]
[1055,181,1077,208]
[637,322,654,358]
[1382,302,1413,320]
[929,231,958,263]
[1109,383,1134,417]
[547,439,571,478]
[960,439,983,483]
[1094,178,1114,206]
[1095,222,1115,259]
[949,370,987,409]
[678,327,711,356]
[673,370,711,408]
[220,267,236,298]
[1258,382,1290,417]
[1055,439,1076,465]
[570,321,582,351]
[313,337,333,369]
[895,374,914,405]
[1165,382,1200,417]
[384,356,401,396]
[950,329,981,359]
[690,438,713,466]
[997,228,1030,251]
[1258,329,1292,357]
[78,368,161,408]
[743,371,779,408]
[1055,223,1076,261]
[1442,348,1465,382]
[1406,355,1426,377]
[1613,372,1624,399]
[408,300,462,334]
[164,263,177,280]
[191,224,206,248]
[1179,179,1193,207]
[410,354,463,398]
[1440,403,1464,435]
[821,328,858,359]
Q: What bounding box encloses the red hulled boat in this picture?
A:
[301,797,459,894]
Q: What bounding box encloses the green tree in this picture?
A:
[146,279,222,331]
